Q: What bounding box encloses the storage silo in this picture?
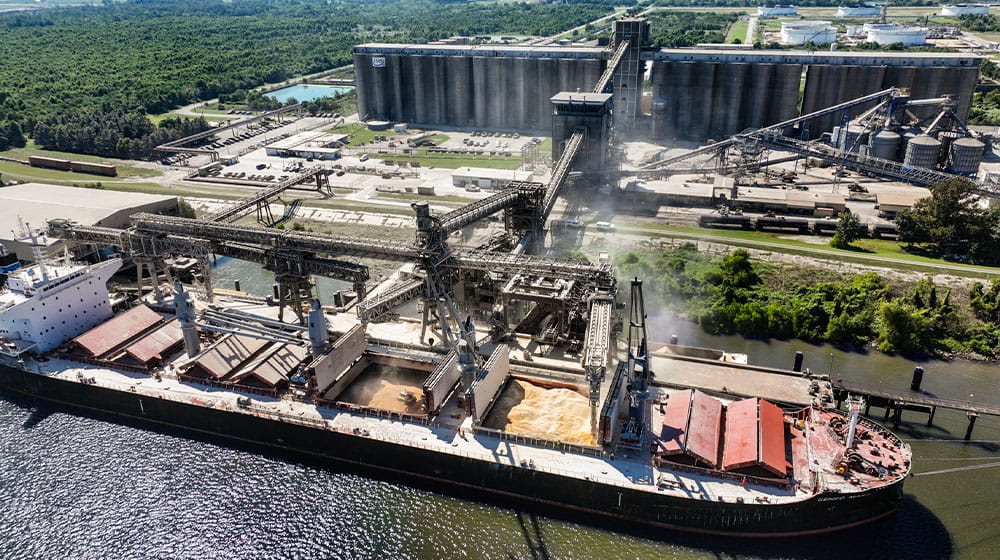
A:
[869,129,901,161]
[937,130,960,167]
[839,125,868,152]
[904,135,941,168]
[948,137,985,174]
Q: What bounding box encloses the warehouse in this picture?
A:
[265,132,348,160]
[451,167,533,190]
[0,183,178,260]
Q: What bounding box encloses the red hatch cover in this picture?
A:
[759,399,787,476]
[658,389,692,455]
[686,391,722,467]
[722,397,759,471]
[124,319,182,364]
[74,304,162,358]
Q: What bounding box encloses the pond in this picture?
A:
[265,84,351,103]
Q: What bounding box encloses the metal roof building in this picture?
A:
[0,183,178,261]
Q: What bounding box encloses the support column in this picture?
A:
[275,273,313,325]
[965,413,979,441]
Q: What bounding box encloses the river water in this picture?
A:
[1,259,997,558]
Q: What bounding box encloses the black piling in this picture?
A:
[669,334,678,345]
[965,413,979,441]
[793,351,804,372]
[910,366,924,392]
[234,280,241,292]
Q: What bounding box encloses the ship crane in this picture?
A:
[620,277,651,446]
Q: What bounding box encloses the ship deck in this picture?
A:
[33,355,815,506]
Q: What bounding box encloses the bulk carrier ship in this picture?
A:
[0,232,911,537]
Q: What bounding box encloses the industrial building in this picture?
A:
[0,183,178,260]
[264,132,347,160]
[451,167,533,190]
[876,188,931,216]
[355,21,980,142]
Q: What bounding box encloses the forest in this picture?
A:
[647,12,741,48]
[617,245,1000,359]
[0,0,617,158]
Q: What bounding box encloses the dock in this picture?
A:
[833,377,1000,440]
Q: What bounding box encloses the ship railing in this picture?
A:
[313,398,436,426]
[242,403,330,429]
[653,456,793,490]
[176,372,280,398]
[66,372,663,489]
[471,425,605,457]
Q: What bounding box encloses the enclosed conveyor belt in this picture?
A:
[752,132,993,192]
[356,277,425,323]
[593,41,630,94]
[582,297,614,405]
[439,188,520,234]
[582,298,614,374]
[638,88,901,170]
[130,213,423,261]
[208,168,324,222]
[449,250,614,285]
[47,220,210,257]
[542,130,585,221]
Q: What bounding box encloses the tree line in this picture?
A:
[617,244,1000,358]
[0,0,616,158]
[648,12,741,48]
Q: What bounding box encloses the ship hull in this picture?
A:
[0,363,904,537]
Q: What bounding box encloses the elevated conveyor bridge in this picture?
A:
[207,167,328,223]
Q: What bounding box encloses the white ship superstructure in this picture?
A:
[0,258,121,354]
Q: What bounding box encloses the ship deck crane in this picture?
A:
[620,278,650,447]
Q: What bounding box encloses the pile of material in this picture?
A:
[490,379,596,446]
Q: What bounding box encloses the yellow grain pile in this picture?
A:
[365,381,425,414]
[342,377,425,414]
[497,379,595,446]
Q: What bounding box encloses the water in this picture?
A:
[210,256,350,303]
[1,264,998,556]
[265,84,351,104]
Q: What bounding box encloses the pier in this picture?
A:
[833,377,1000,440]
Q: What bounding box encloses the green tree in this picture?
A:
[895,177,984,257]
[830,211,862,249]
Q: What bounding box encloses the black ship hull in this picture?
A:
[0,363,904,537]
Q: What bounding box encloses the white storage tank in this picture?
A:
[758,5,798,17]
[838,5,881,17]
[940,4,990,16]
[904,134,941,168]
[781,21,838,44]
[864,24,927,46]
[869,129,901,161]
[948,136,985,174]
